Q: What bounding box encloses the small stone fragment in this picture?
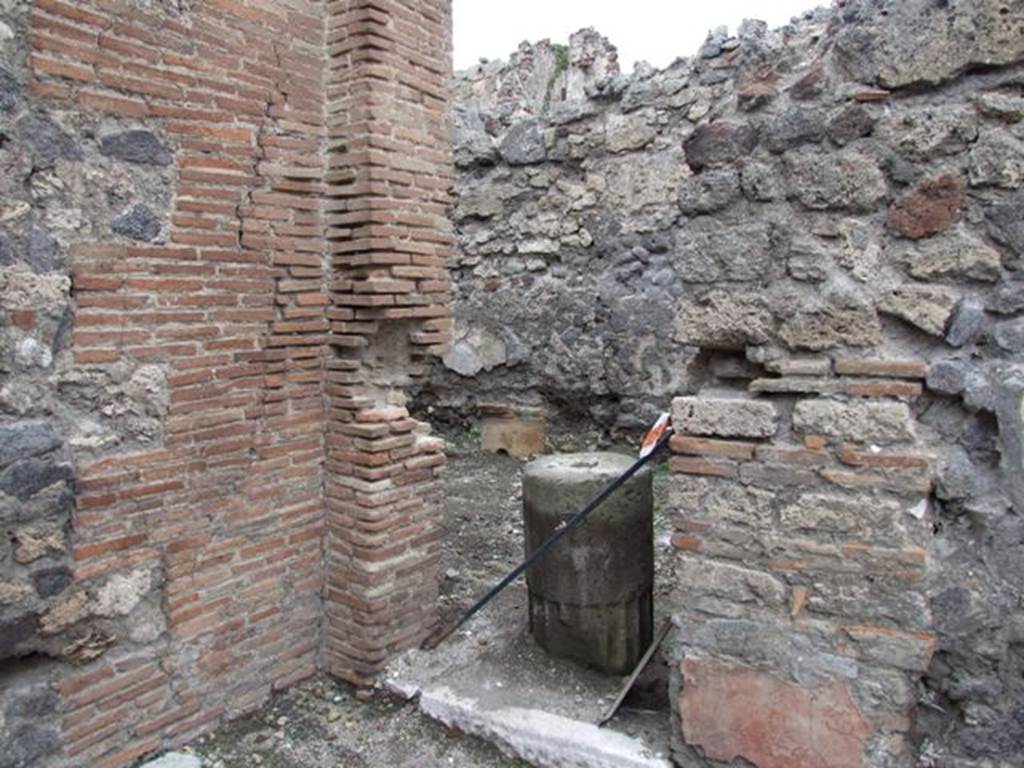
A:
[887,174,966,240]
[683,122,759,171]
[498,121,546,165]
[99,130,173,166]
[993,318,1024,353]
[945,299,986,348]
[112,204,162,242]
[878,283,959,336]
[672,396,777,438]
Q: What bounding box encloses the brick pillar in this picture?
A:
[667,357,936,768]
[322,0,454,684]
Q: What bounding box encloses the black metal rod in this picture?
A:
[422,429,674,651]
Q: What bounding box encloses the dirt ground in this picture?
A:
[179,427,674,768]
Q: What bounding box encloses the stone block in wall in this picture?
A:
[678,657,870,768]
[792,399,914,444]
[672,396,777,438]
[479,405,546,458]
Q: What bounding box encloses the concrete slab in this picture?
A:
[385,587,672,768]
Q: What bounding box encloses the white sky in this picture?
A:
[453,0,824,72]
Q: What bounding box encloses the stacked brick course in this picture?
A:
[321,0,453,685]
[0,0,452,765]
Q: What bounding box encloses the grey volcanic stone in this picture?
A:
[993,318,1024,353]
[31,566,72,598]
[499,121,546,165]
[673,216,773,282]
[6,684,59,719]
[0,65,17,112]
[27,229,62,273]
[826,104,875,146]
[835,0,1024,89]
[672,396,777,438]
[677,168,740,214]
[986,192,1024,256]
[683,122,758,171]
[0,612,38,657]
[112,204,161,242]
[2,724,61,768]
[0,232,14,266]
[785,150,887,212]
[792,400,914,444]
[989,281,1024,315]
[0,459,72,501]
[99,130,173,166]
[0,423,60,468]
[15,113,82,168]
[946,299,986,348]
[764,107,827,153]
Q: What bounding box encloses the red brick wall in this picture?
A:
[321,0,454,685]
[24,0,452,764]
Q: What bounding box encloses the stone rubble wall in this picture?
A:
[438,2,1024,766]
[0,1,453,766]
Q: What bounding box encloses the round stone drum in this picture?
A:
[522,452,654,675]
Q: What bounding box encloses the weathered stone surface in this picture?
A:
[679,658,870,768]
[677,168,740,214]
[878,283,959,336]
[993,318,1024,353]
[13,523,66,564]
[683,122,759,171]
[670,475,773,527]
[0,422,60,468]
[499,120,546,165]
[897,231,1002,282]
[26,228,62,273]
[94,568,152,617]
[673,290,772,349]
[946,299,987,348]
[0,579,33,605]
[739,160,785,201]
[968,131,1024,189]
[0,459,71,502]
[976,91,1024,122]
[676,557,786,609]
[993,371,1024,514]
[887,174,966,240]
[826,104,875,146]
[605,110,656,152]
[30,566,71,598]
[99,129,173,166]
[793,399,914,444]
[875,107,978,162]
[2,724,62,768]
[673,215,774,281]
[112,203,162,241]
[736,82,777,112]
[0,65,17,112]
[986,191,1024,256]
[673,396,777,438]
[780,493,903,535]
[778,305,882,351]
[989,281,1024,314]
[15,112,82,168]
[834,0,1024,89]
[926,359,971,395]
[764,107,827,153]
[785,150,887,212]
